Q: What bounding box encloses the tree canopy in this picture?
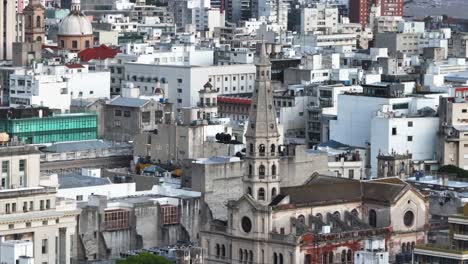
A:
[438,165,468,178]
[117,253,172,264]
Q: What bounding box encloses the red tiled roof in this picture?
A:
[78,44,120,62]
[65,64,84,69]
[217,96,251,105]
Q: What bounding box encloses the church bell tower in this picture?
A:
[23,0,45,43]
[243,43,281,205]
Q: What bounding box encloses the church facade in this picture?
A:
[199,44,429,264]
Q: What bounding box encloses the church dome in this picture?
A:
[57,12,93,36]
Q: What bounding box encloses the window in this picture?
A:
[463,109,467,113]
[85,40,90,48]
[72,41,78,49]
[36,16,41,27]
[8,224,13,229]
[41,239,48,254]
[124,111,131,117]
[241,217,252,233]
[407,136,413,142]
[115,110,122,116]
[2,160,9,189]
[42,220,48,226]
[29,201,33,211]
[12,203,16,212]
[46,200,50,209]
[40,200,44,210]
[177,99,182,103]
[369,209,377,227]
[76,195,83,201]
[404,211,414,227]
[142,112,150,123]
[177,78,183,83]
[5,203,10,214]
[271,164,276,175]
[114,120,121,127]
[408,121,413,127]
[19,160,26,187]
[349,169,354,179]
[258,188,265,201]
[19,160,25,173]
[392,127,397,135]
[259,165,265,177]
[161,205,178,225]
[23,202,27,212]
[259,144,266,156]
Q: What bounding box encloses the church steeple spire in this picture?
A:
[243,42,280,205]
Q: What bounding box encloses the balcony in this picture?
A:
[197,102,217,108]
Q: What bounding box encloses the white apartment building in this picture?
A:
[0,145,79,264]
[9,64,110,112]
[370,109,439,176]
[109,44,214,95]
[300,4,339,33]
[252,0,288,29]
[330,86,442,175]
[374,16,404,33]
[193,7,225,33]
[297,33,358,51]
[96,14,138,33]
[418,28,451,58]
[123,63,256,110]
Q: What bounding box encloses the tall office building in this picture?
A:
[350,0,403,28]
[0,0,17,61]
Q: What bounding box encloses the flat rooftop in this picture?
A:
[407,175,468,188]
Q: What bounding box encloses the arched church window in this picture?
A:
[259,165,265,178]
[271,144,275,154]
[248,164,253,177]
[341,249,346,263]
[258,188,265,201]
[36,15,41,28]
[240,249,243,261]
[259,144,265,156]
[279,253,284,264]
[271,164,276,176]
[28,15,32,28]
[273,253,278,264]
[328,252,333,264]
[249,143,254,154]
[333,211,341,220]
[249,251,253,263]
[222,245,226,258]
[247,187,252,196]
[347,250,353,261]
[271,187,277,197]
[244,249,248,262]
[316,213,323,221]
[216,244,220,258]
[298,215,305,224]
